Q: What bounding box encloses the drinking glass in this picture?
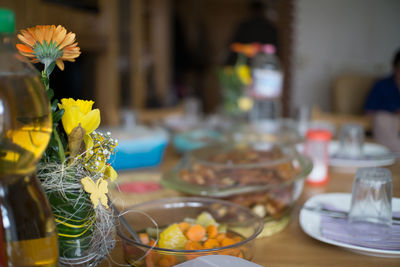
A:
[348,167,392,240]
[338,123,364,158]
[296,105,310,137]
[121,108,136,129]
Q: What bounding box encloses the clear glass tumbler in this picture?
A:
[338,123,364,158]
[348,167,392,240]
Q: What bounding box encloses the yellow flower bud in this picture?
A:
[104,165,118,181]
[68,124,86,160]
[238,96,254,111]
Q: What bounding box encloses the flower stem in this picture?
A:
[53,130,65,163]
[236,53,247,66]
[41,70,50,91]
[41,69,66,163]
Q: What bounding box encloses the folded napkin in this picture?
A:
[320,208,400,251]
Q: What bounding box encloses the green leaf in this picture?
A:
[51,99,59,112]
[53,109,64,123]
[48,190,94,258]
[47,88,54,101]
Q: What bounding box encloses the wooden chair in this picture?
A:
[312,73,377,135]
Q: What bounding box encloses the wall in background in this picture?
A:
[291,0,400,113]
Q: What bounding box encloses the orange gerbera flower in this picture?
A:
[16,25,80,72]
[230,42,261,58]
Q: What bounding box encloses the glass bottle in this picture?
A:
[0,8,58,266]
[250,44,283,121]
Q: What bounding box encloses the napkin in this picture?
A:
[320,208,400,251]
[175,255,263,267]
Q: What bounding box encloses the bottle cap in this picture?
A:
[262,44,276,54]
[0,8,15,34]
[306,129,332,141]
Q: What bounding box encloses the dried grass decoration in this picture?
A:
[17,25,119,265]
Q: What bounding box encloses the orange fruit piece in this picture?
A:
[158,258,172,267]
[178,222,191,233]
[158,255,178,267]
[203,238,220,249]
[185,240,203,261]
[139,233,149,245]
[206,225,218,239]
[232,236,243,244]
[216,233,226,243]
[145,243,160,267]
[185,224,206,242]
[221,237,235,247]
[185,240,203,250]
[220,248,241,257]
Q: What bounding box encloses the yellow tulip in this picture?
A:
[59,98,94,115]
[58,98,100,135]
[236,65,252,85]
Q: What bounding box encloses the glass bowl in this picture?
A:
[161,143,312,236]
[117,197,264,267]
[231,119,304,146]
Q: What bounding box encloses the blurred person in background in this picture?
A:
[226,0,279,65]
[364,48,400,152]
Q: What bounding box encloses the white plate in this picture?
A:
[296,141,396,173]
[328,141,396,170]
[300,193,400,258]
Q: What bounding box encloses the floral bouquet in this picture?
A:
[16,25,118,265]
[217,43,257,117]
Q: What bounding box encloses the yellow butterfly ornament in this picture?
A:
[81,176,109,209]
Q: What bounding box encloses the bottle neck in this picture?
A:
[252,51,281,71]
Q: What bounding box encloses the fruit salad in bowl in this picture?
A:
[117,197,263,266]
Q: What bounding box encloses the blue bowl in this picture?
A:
[108,127,169,170]
[173,129,223,153]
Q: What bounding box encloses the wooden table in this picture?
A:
[100,147,400,267]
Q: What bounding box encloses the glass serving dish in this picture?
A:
[117,197,264,267]
[231,119,304,146]
[161,143,312,237]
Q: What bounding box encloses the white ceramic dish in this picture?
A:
[299,193,400,258]
[328,141,396,172]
